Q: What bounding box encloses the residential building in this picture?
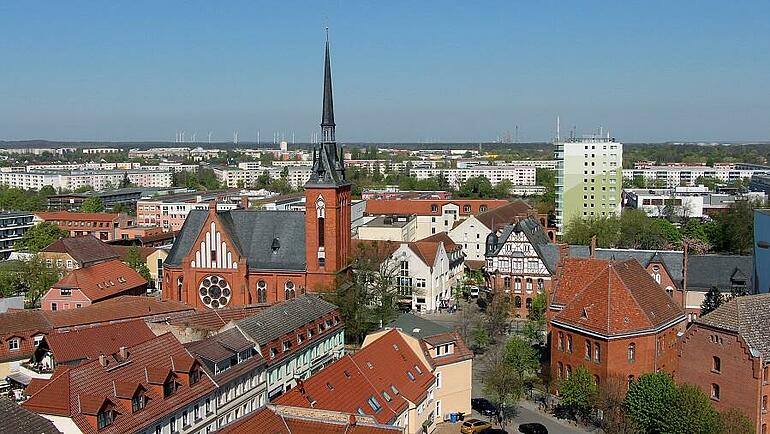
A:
[40,236,120,270]
[678,294,770,434]
[623,163,770,188]
[0,169,173,191]
[0,211,34,260]
[361,187,452,200]
[128,147,192,159]
[41,259,148,311]
[749,174,770,196]
[380,313,474,419]
[46,188,185,212]
[549,257,686,391]
[217,405,404,434]
[365,199,509,240]
[0,398,61,434]
[225,295,344,401]
[448,200,539,261]
[358,215,418,242]
[389,233,464,312]
[23,333,218,434]
[33,211,136,241]
[276,329,436,434]
[214,166,312,189]
[136,190,243,231]
[554,136,623,234]
[409,165,536,189]
[622,188,706,218]
[484,218,554,318]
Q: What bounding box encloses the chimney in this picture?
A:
[99,354,107,367]
[348,415,357,427]
[590,235,597,258]
[119,346,128,359]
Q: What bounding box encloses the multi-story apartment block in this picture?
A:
[213,166,312,189]
[554,136,623,234]
[128,147,192,159]
[623,163,770,188]
[34,211,136,241]
[0,169,173,191]
[410,165,536,189]
[224,295,345,401]
[0,211,34,260]
[678,294,770,434]
[136,191,242,231]
[456,159,558,170]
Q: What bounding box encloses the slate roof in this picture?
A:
[50,260,147,302]
[165,209,307,271]
[696,294,770,360]
[235,295,338,345]
[687,255,753,291]
[489,217,554,271]
[43,320,156,365]
[185,328,265,386]
[218,405,402,434]
[0,397,61,434]
[42,235,119,266]
[552,258,686,337]
[386,312,450,340]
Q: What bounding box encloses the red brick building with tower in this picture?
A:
[162,37,351,310]
[549,257,686,392]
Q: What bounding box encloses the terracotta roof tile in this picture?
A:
[42,296,193,330]
[365,199,509,216]
[474,200,533,230]
[423,332,474,367]
[35,211,122,222]
[50,260,147,302]
[166,305,266,331]
[407,241,441,267]
[418,231,460,252]
[44,320,156,365]
[218,406,402,434]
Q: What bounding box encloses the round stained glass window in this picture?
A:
[199,275,231,309]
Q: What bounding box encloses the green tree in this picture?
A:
[485,294,511,340]
[559,365,598,419]
[624,372,678,433]
[665,384,720,434]
[503,336,539,385]
[482,345,523,428]
[719,408,755,434]
[80,197,105,213]
[522,292,547,344]
[534,168,556,214]
[0,257,62,308]
[74,185,94,193]
[15,222,68,253]
[456,176,496,199]
[125,246,152,284]
[701,286,724,316]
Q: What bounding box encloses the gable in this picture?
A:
[188,218,240,270]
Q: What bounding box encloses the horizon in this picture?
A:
[1,1,769,143]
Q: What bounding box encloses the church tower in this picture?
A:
[304,33,352,290]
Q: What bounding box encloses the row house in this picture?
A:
[549,257,687,392]
[678,294,770,434]
[218,405,404,433]
[34,211,135,241]
[276,329,436,434]
[484,217,554,318]
[225,294,345,400]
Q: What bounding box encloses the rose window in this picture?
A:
[199,275,231,309]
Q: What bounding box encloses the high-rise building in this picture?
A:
[554,136,623,234]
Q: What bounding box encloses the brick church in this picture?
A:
[162,39,352,310]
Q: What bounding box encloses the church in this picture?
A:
[162,39,352,310]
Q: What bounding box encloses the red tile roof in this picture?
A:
[418,231,460,252]
[422,332,474,367]
[218,406,402,434]
[550,257,609,307]
[276,330,434,425]
[364,199,509,216]
[166,305,266,331]
[44,320,156,365]
[42,296,193,330]
[50,260,147,302]
[552,258,686,336]
[407,241,441,268]
[42,236,119,265]
[35,211,122,222]
[23,333,215,434]
[474,200,533,230]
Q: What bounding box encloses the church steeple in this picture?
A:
[307,29,348,187]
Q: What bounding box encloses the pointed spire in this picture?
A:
[322,27,335,128]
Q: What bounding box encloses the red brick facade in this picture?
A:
[304,184,352,291]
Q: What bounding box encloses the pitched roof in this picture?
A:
[418,231,461,252]
[386,313,450,340]
[50,259,147,302]
[44,320,156,365]
[475,200,533,230]
[23,333,216,434]
[0,397,62,434]
[42,296,193,330]
[185,328,266,386]
[422,331,474,367]
[687,255,753,291]
[165,209,307,271]
[364,199,509,216]
[488,217,554,271]
[697,294,770,360]
[166,305,266,331]
[552,258,685,337]
[276,330,433,425]
[0,309,51,337]
[218,405,402,434]
[235,295,338,345]
[407,241,441,268]
[35,211,122,222]
[42,236,119,265]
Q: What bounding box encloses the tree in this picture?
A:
[119,172,133,188]
[482,344,523,428]
[456,176,497,199]
[485,294,511,340]
[701,286,724,316]
[125,246,152,284]
[624,372,678,433]
[665,384,720,434]
[523,292,547,344]
[597,374,634,434]
[719,408,755,434]
[0,257,62,308]
[15,222,68,253]
[503,336,539,386]
[559,365,598,420]
[80,197,105,213]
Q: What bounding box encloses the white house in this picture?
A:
[448,201,535,261]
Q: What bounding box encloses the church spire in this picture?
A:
[321,28,335,139]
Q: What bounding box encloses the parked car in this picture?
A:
[518,422,548,434]
[471,398,499,416]
[461,419,493,434]
[469,285,480,298]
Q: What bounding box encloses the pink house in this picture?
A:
[41,260,148,311]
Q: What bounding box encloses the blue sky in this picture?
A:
[1,1,769,143]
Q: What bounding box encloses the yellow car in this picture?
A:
[460,418,493,433]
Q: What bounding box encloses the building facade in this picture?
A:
[554,136,623,234]
[0,211,34,260]
[33,211,136,241]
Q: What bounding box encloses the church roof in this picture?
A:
[165,209,307,272]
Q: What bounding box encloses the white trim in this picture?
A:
[551,314,686,340]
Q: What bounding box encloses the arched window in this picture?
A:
[479,205,488,212]
[257,280,267,304]
[514,278,522,291]
[316,196,326,249]
[176,276,183,301]
[628,343,636,362]
[666,286,674,297]
[557,332,564,351]
[651,265,661,284]
[526,297,532,310]
[284,281,296,300]
[537,278,544,291]
[567,335,573,353]
[557,362,563,379]
[503,277,511,289]
[526,278,533,291]
[463,204,471,213]
[711,383,720,400]
[514,296,522,308]
[431,204,438,213]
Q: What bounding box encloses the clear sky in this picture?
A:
[1,1,769,143]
